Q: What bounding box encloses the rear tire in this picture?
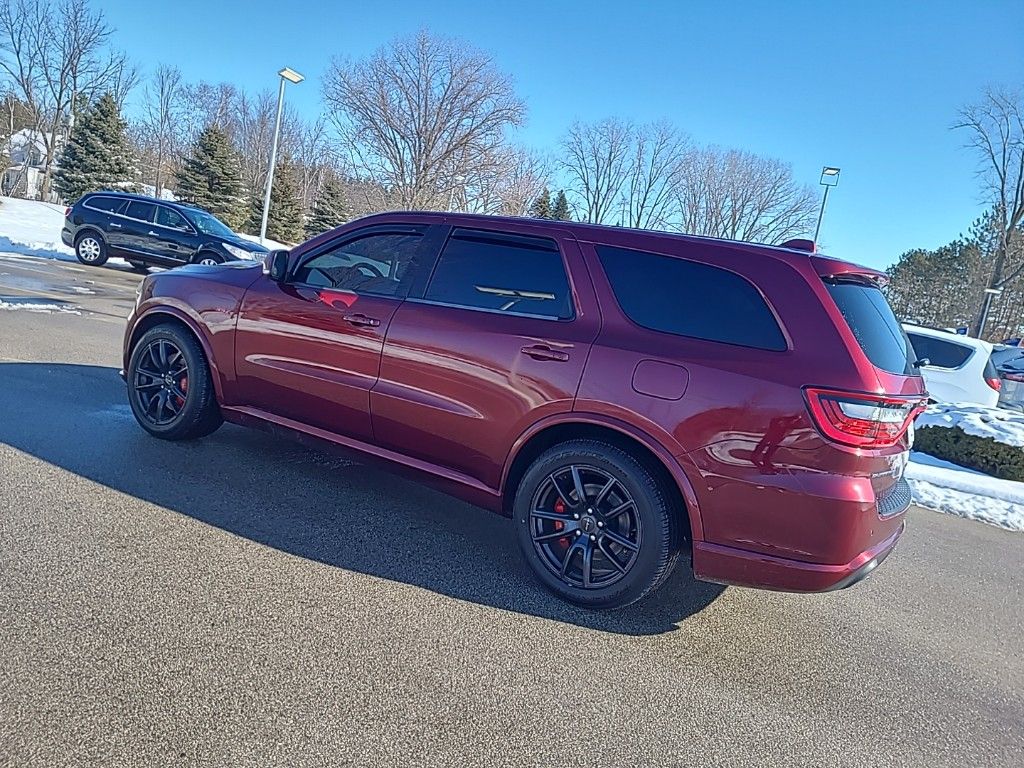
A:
[126,323,223,441]
[514,439,680,610]
[75,231,108,266]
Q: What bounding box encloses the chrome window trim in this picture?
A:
[404,296,572,323]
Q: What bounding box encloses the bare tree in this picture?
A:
[623,121,687,229]
[323,30,526,210]
[674,147,816,243]
[954,86,1024,335]
[0,0,131,199]
[451,144,550,216]
[140,64,181,197]
[292,116,334,209]
[560,118,633,224]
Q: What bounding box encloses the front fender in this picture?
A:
[125,300,227,404]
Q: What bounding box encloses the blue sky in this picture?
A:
[104,0,1023,269]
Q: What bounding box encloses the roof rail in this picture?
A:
[780,238,816,252]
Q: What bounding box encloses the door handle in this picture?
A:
[343,313,381,328]
[147,230,159,236]
[109,222,122,229]
[521,344,569,362]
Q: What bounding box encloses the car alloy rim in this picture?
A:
[132,339,189,426]
[78,237,100,261]
[198,257,218,266]
[529,465,642,589]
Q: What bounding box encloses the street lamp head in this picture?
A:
[278,67,304,84]
[820,166,841,187]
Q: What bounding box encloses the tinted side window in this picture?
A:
[906,332,973,369]
[292,230,424,297]
[124,201,155,222]
[597,245,786,350]
[156,206,190,230]
[86,195,124,214]
[826,281,914,374]
[424,229,573,319]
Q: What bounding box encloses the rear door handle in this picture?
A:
[109,222,122,229]
[147,230,159,237]
[343,313,381,328]
[521,344,569,362]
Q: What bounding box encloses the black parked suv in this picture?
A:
[61,192,268,270]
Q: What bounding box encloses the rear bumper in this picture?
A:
[61,227,74,247]
[692,522,905,592]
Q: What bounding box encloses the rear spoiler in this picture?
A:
[810,255,887,283]
[778,239,887,283]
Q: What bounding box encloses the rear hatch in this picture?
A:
[807,266,927,507]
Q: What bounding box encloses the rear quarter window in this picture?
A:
[596,245,787,351]
[85,195,125,214]
[826,280,914,375]
[906,332,974,369]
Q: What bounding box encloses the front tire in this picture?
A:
[75,232,108,266]
[514,439,681,610]
[127,323,223,441]
[195,252,223,266]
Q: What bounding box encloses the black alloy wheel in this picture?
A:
[132,338,189,426]
[126,323,223,441]
[529,464,642,589]
[515,440,681,610]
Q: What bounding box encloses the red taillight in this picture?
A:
[804,387,926,448]
[64,207,71,217]
[986,377,1002,391]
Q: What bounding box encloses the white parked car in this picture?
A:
[902,324,1000,407]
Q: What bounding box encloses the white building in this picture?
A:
[2,128,61,201]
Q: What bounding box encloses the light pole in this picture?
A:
[260,67,304,244]
[814,166,841,243]
[978,286,1003,339]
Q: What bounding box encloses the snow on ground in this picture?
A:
[0,297,81,314]
[909,402,1024,530]
[0,196,77,262]
[917,401,1024,447]
[907,452,1024,531]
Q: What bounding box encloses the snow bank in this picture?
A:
[0,196,76,261]
[916,402,1024,447]
[907,452,1024,531]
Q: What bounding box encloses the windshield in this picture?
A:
[186,209,235,238]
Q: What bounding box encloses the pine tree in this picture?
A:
[552,190,572,221]
[530,188,552,219]
[54,93,135,202]
[305,174,351,238]
[255,155,304,244]
[176,125,246,229]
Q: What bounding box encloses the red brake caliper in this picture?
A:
[554,498,569,548]
[176,375,188,407]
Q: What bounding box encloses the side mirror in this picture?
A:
[264,249,290,282]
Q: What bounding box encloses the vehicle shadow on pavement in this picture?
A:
[0,362,725,635]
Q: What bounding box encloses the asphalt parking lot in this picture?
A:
[1,252,1023,767]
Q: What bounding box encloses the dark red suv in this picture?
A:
[123,213,926,609]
